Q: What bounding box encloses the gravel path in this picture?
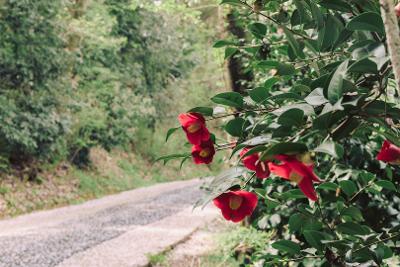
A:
[0,179,208,267]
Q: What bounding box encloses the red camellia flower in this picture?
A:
[178,112,210,145]
[213,191,258,223]
[376,140,400,164]
[191,139,215,164]
[268,154,320,201]
[240,148,270,179]
[395,3,400,17]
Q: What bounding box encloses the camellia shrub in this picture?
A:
[164,0,400,266]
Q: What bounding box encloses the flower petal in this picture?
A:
[268,162,292,180]
[298,177,318,201]
[213,191,258,223]
[377,140,400,163]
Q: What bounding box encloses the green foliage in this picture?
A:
[0,0,216,170]
[0,0,68,165]
[175,0,400,266]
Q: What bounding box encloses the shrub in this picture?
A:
[168,1,400,265]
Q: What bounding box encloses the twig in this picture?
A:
[348,178,376,203]
[316,200,335,233]
[239,1,311,40]
[352,232,400,253]
[206,108,274,121]
[264,255,323,264]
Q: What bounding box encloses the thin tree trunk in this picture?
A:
[380,0,400,91]
[226,10,253,95]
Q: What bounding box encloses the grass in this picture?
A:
[146,224,269,267]
[195,226,273,267]
[0,145,224,218]
[147,250,170,267]
[198,253,239,267]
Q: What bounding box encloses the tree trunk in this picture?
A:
[226,10,253,95]
[380,0,400,91]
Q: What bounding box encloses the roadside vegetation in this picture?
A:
[0,0,225,217]
[167,0,400,265]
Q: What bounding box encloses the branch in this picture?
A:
[264,255,323,264]
[239,1,311,40]
[352,232,400,254]
[380,0,400,91]
[347,178,376,203]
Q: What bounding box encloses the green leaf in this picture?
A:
[363,100,388,115]
[339,180,357,196]
[273,103,315,116]
[314,140,344,158]
[258,60,279,69]
[179,155,191,170]
[308,1,324,29]
[166,127,180,142]
[272,240,301,255]
[337,222,370,235]
[249,87,269,103]
[230,143,247,159]
[289,213,307,232]
[305,88,328,106]
[225,47,238,59]
[270,92,302,101]
[317,182,339,191]
[318,14,340,51]
[195,167,246,208]
[375,180,397,191]
[348,58,378,74]
[293,0,310,25]
[303,230,326,251]
[281,189,307,200]
[220,0,245,6]
[292,84,311,93]
[375,244,393,261]
[341,207,364,222]
[303,220,324,231]
[265,197,281,211]
[319,0,353,12]
[346,12,384,35]
[276,63,296,76]
[155,153,190,165]
[213,40,236,48]
[263,142,308,158]
[242,135,272,146]
[211,92,244,108]
[283,27,305,59]
[264,77,280,89]
[189,107,214,116]
[327,60,349,103]
[332,117,361,140]
[225,117,247,137]
[248,23,267,39]
[278,108,304,127]
[351,247,375,262]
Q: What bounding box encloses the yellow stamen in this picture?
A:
[296,152,313,165]
[187,123,201,133]
[391,158,400,165]
[289,172,303,184]
[199,149,210,158]
[229,195,243,210]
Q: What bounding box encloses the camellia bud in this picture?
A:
[395,3,400,17]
